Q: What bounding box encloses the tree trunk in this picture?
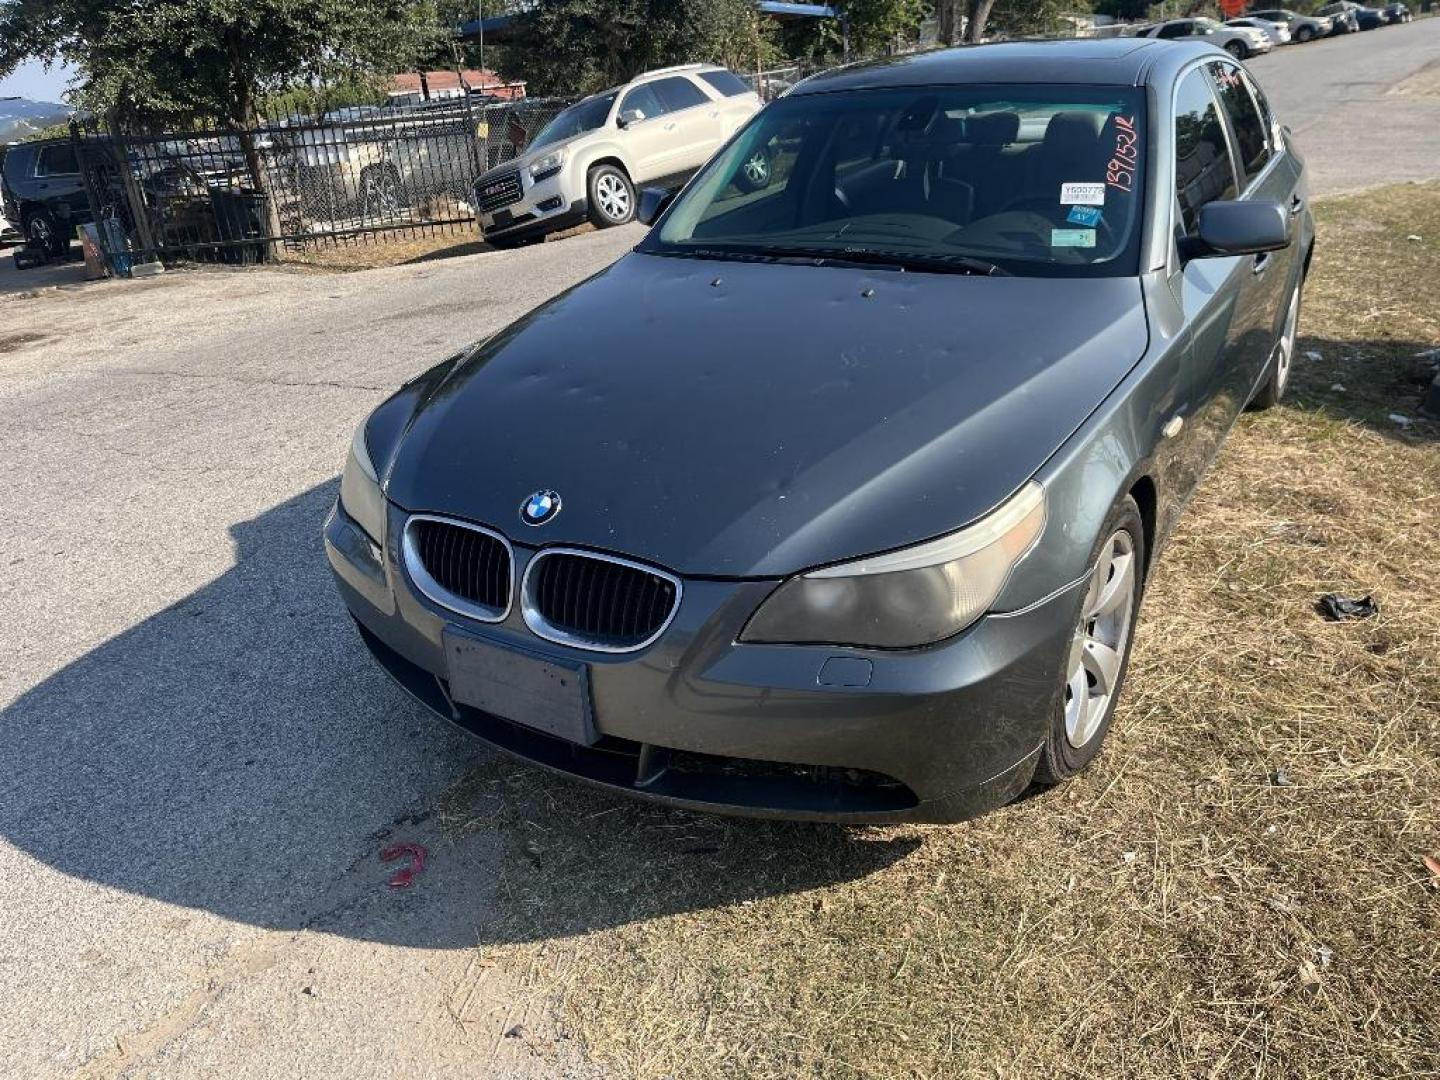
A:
[938,0,962,45]
[963,0,998,42]
[228,36,282,262]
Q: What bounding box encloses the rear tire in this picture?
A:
[586,164,636,228]
[1034,496,1146,785]
[1250,275,1303,410]
[1225,39,1250,59]
[1295,25,1314,41]
[25,209,68,256]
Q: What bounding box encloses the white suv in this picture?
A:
[1136,17,1274,58]
[473,65,763,247]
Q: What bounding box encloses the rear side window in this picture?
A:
[1174,68,1237,234]
[35,143,79,176]
[653,76,709,113]
[1207,62,1270,184]
[699,70,752,98]
[1157,21,1194,37]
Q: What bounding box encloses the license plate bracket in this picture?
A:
[443,630,596,746]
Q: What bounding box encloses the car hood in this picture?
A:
[385,253,1149,578]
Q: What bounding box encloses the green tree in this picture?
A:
[497,0,778,96]
[0,0,439,126]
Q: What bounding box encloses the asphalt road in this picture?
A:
[1245,16,1440,194]
[2,22,1439,1079]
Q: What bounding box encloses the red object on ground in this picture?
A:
[381,843,428,888]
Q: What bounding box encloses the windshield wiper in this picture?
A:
[792,248,1011,276]
[654,243,1008,276]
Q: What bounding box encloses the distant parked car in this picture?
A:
[1317,3,1362,32]
[1135,18,1273,59]
[1248,8,1335,41]
[1225,16,1292,44]
[0,137,91,255]
[471,64,763,247]
[1327,0,1389,28]
[1381,1,1412,20]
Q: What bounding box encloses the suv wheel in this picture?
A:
[1225,39,1249,58]
[587,165,635,228]
[25,210,67,256]
[733,148,772,194]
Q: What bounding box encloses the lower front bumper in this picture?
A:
[326,501,1081,823]
[480,197,588,244]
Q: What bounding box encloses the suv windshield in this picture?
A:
[530,93,618,151]
[644,85,1146,278]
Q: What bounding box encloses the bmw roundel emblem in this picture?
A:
[520,489,562,526]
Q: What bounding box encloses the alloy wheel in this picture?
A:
[1276,280,1301,394]
[1063,529,1138,749]
[28,216,53,249]
[595,173,631,221]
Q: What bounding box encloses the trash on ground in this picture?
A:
[1405,234,1422,242]
[1330,383,1346,392]
[1424,854,1440,880]
[381,842,428,888]
[1270,766,1293,787]
[1303,350,1322,362]
[1389,413,1413,428]
[1316,594,1379,621]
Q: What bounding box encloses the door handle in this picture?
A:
[664,122,677,131]
[1252,252,1271,275]
[1289,194,1305,216]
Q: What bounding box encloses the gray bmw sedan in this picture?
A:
[326,39,1313,822]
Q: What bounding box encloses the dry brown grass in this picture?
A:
[275,220,597,271]
[438,183,1440,1079]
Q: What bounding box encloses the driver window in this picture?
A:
[619,84,667,123]
[1174,68,1237,235]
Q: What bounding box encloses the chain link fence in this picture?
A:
[75,96,575,269]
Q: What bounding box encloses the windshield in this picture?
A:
[643,85,1147,278]
[530,93,617,151]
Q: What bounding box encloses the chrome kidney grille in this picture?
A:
[403,516,513,622]
[522,549,682,653]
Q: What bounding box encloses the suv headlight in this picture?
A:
[529,149,565,183]
[339,421,387,546]
[740,483,1046,649]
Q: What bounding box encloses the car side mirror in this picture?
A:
[618,109,645,129]
[637,186,676,226]
[1183,200,1290,260]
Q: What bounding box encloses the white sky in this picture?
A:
[0,59,77,103]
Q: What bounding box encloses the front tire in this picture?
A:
[1225,39,1250,59]
[1295,25,1314,42]
[1035,496,1146,785]
[586,164,636,228]
[25,210,68,256]
[1250,275,1302,410]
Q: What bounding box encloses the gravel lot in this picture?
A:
[2,22,1439,1079]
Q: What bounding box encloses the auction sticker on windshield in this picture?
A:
[1060,182,1106,206]
[1051,229,1097,248]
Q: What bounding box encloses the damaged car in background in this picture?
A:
[327,39,1314,823]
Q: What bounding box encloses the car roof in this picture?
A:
[790,39,1190,95]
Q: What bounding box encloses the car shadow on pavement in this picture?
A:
[0,481,918,951]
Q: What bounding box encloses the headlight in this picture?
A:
[529,150,565,182]
[740,483,1046,649]
[339,421,387,546]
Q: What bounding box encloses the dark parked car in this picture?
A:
[1317,2,1365,30]
[1247,8,1335,41]
[1380,1,1411,20]
[327,39,1314,823]
[0,137,91,254]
